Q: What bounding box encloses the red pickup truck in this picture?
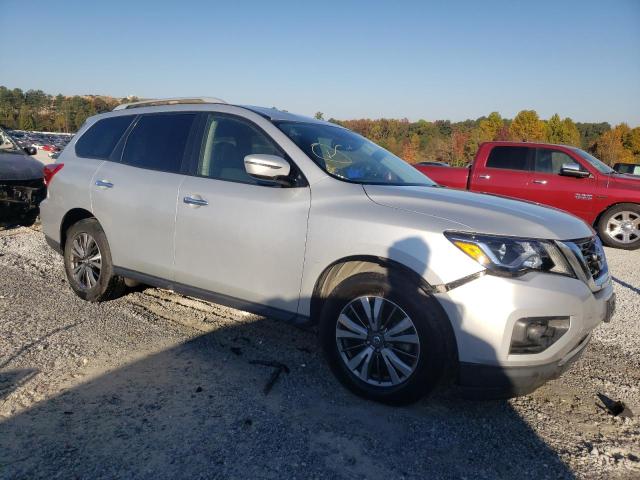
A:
[416,141,640,250]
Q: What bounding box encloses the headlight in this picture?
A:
[445,232,574,278]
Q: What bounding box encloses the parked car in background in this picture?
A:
[41,98,614,405]
[416,142,640,250]
[613,163,640,176]
[0,126,46,226]
[415,161,450,167]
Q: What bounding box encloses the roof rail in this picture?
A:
[113,97,227,111]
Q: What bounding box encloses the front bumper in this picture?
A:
[434,270,614,397]
[458,331,592,399]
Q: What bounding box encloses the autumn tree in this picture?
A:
[594,124,635,165]
[400,134,421,163]
[510,110,545,141]
[478,112,504,141]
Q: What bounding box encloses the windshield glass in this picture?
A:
[0,127,22,154]
[569,147,615,174]
[276,122,436,186]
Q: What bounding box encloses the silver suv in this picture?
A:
[40,98,615,404]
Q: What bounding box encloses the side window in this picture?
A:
[75,115,134,159]
[486,146,531,171]
[197,114,282,185]
[122,113,197,173]
[534,149,575,174]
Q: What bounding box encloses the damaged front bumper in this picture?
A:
[0,178,46,226]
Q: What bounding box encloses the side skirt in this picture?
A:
[113,266,312,326]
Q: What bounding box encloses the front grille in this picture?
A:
[573,237,605,280]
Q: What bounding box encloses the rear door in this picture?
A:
[91,112,198,280]
[173,112,311,316]
[471,146,533,199]
[527,147,596,221]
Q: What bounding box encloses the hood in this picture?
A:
[607,173,640,193]
[0,152,43,181]
[364,185,593,240]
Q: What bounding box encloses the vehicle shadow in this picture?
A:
[0,238,575,479]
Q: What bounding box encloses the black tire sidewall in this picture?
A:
[63,219,117,301]
[319,271,452,405]
[598,203,640,250]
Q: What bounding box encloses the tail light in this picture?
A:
[43,163,64,186]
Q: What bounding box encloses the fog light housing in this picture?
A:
[509,316,570,354]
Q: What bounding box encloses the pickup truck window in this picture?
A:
[486,146,531,171]
[569,147,615,174]
[534,149,574,174]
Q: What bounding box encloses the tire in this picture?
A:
[319,271,454,405]
[63,218,125,302]
[597,203,640,250]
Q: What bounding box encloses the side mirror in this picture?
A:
[560,162,590,178]
[24,146,37,156]
[244,154,290,180]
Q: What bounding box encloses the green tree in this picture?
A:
[314,111,324,120]
[510,110,545,141]
[18,105,35,130]
[545,114,580,146]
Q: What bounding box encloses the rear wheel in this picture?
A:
[319,271,454,405]
[63,218,125,301]
[598,204,640,250]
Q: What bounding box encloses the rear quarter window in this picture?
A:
[75,116,135,159]
[486,146,532,171]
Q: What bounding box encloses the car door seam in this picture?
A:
[89,160,107,213]
[172,175,188,281]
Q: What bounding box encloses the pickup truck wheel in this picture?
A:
[63,218,125,302]
[598,204,640,250]
[319,272,452,405]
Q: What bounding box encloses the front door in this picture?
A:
[527,147,596,222]
[173,113,311,316]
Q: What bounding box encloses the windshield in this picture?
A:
[569,147,615,174]
[276,121,436,186]
[0,128,20,152]
[0,127,21,154]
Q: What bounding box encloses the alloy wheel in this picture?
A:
[335,296,421,387]
[606,211,640,244]
[70,232,102,289]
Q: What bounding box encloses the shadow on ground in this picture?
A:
[0,316,573,480]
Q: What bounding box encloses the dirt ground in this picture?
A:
[0,226,639,479]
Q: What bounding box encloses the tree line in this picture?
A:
[0,86,137,133]
[322,110,640,167]
[1,86,637,167]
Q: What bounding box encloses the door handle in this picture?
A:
[95,180,114,188]
[183,196,208,207]
[478,174,491,180]
[532,179,548,185]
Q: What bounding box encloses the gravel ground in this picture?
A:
[0,226,638,479]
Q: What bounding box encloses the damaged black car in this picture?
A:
[0,126,46,227]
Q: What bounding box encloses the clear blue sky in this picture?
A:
[1,0,638,125]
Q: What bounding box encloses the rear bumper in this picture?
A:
[457,333,591,399]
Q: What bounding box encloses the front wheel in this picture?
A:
[598,204,640,250]
[63,218,125,302]
[319,272,454,405]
